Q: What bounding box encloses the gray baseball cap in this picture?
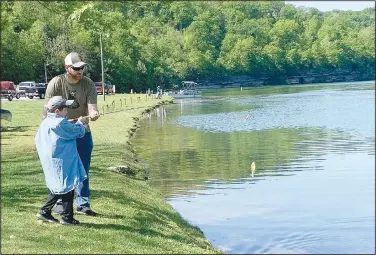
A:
[46,96,74,110]
[64,52,86,68]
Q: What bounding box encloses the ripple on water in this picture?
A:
[252,231,322,254]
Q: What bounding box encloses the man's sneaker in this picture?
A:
[36,211,59,223]
[76,206,97,216]
[60,217,80,225]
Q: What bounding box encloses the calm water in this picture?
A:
[132,81,375,254]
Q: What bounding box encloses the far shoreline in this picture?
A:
[199,72,375,89]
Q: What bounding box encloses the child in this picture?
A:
[35,96,88,225]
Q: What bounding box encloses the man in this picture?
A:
[43,52,100,216]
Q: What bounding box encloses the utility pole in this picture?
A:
[100,32,105,101]
[44,63,48,84]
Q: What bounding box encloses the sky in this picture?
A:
[285,1,375,12]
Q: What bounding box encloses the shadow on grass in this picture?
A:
[1,153,39,163]
[1,126,33,133]
[1,185,48,211]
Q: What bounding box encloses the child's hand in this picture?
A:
[77,116,90,124]
[81,116,90,124]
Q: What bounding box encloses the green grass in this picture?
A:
[1,94,221,254]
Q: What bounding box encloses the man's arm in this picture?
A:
[42,105,48,119]
[87,79,100,121]
[42,77,58,119]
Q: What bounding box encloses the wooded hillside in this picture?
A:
[1,1,374,91]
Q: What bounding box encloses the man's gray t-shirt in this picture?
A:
[45,74,97,119]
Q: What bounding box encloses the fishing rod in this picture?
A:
[68,116,90,124]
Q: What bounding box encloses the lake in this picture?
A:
[132,81,375,254]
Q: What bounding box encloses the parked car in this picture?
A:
[95,81,112,95]
[15,85,26,99]
[17,81,46,99]
[18,81,37,99]
[0,81,17,101]
[35,83,47,99]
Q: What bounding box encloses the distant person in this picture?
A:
[43,52,100,216]
[35,96,88,225]
[156,86,162,99]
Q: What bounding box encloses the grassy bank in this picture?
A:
[0,94,221,254]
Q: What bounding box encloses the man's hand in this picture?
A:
[88,104,100,121]
[89,112,100,121]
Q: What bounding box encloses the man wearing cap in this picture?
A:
[36,96,88,225]
[43,52,99,216]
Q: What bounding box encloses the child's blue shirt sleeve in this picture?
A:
[52,119,86,140]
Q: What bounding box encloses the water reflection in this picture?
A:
[250,162,256,178]
[134,124,372,197]
[132,82,375,254]
[155,106,167,124]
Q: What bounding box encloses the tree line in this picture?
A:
[1,1,374,92]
